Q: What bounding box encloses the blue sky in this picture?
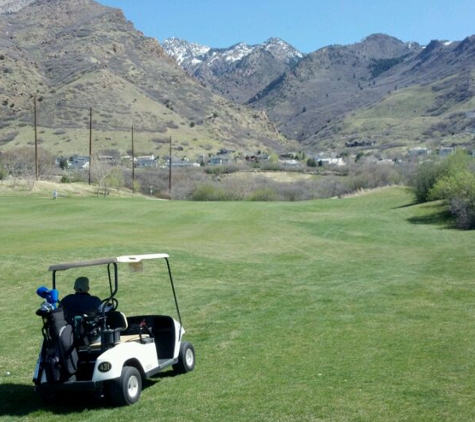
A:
[97,0,475,53]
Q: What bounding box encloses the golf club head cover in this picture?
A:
[36,286,59,308]
[49,289,59,308]
[36,286,50,299]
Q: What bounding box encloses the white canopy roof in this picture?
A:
[48,253,169,271]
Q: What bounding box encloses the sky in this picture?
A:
[97,0,475,53]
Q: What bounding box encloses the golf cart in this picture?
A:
[33,253,195,406]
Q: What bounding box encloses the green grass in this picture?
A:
[1,187,475,421]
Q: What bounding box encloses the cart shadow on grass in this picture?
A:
[0,373,177,416]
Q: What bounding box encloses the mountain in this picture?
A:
[0,0,287,158]
[248,33,475,151]
[163,37,303,104]
[168,32,475,154]
[248,34,423,145]
[2,1,475,158]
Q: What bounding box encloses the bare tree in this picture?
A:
[90,155,112,197]
[0,146,54,189]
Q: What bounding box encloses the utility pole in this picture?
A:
[168,136,172,199]
[34,95,38,180]
[88,107,92,185]
[131,125,135,192]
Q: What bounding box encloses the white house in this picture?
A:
[408,147,431,157]
[315,157,346,167]
[68,155,90,170]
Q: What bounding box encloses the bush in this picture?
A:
[429,168,475,229]
[412,160,445,203]
[248,188,277,201]
[307,158,317,168]
[423,151,475,229]
[192,184,227,201]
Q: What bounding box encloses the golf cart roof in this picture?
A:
[48,253,170,271]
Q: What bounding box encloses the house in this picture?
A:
[408,147,431,157]
[163,156,200,167]
[279,158,300,167]
[439,147,455,157]
[68,155,90,170]
[208,155,233,166]
[316,157,346,167]
[135,155,157,168]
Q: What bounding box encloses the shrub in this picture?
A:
[423,151,475,229]
[412,160,445,203]
[429,168,475,229]
[192,184,227,201]
[248,188,277,201]
[307,158,317,167]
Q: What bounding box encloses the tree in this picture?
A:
[0,146,54,189]
[307,158,317,167]
[91,155,114,197]
[412,160,444,203]
[106,167,124,192]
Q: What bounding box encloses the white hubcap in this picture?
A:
[128,375,139,397]
[185,348,194,367]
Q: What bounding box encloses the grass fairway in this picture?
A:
[1,187,474,421]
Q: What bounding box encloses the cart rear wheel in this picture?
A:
[173,341,195,374]
[108,365,142,406]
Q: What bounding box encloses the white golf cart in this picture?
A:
[33,253,195,406]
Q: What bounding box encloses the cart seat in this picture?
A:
[106,311,128,331]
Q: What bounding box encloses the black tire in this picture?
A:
[108,366,142,406]
[173,341,195,374]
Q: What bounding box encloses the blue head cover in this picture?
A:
[49,289,59,306]
[36,286,59,309]
[36,286,50,299]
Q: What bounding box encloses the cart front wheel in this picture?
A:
[173,341,195,374]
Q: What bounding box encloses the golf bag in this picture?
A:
[39,306,78,383]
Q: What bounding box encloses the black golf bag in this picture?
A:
[38,306,78,383]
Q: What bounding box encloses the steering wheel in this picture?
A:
[100,297,119,312]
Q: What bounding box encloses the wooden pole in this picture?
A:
[34,95,38,180]
[88,107,92,185]
[131,125,135,192]
[168,136,172,199]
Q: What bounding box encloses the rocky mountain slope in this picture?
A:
[249,35,423,143]
[0,0,36,14]
[0,0,286,158]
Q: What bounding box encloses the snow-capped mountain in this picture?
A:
[161,37,211,68]
[163,37,303,103]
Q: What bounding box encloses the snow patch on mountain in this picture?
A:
[162,37,211,66]
[163,37,304,75]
